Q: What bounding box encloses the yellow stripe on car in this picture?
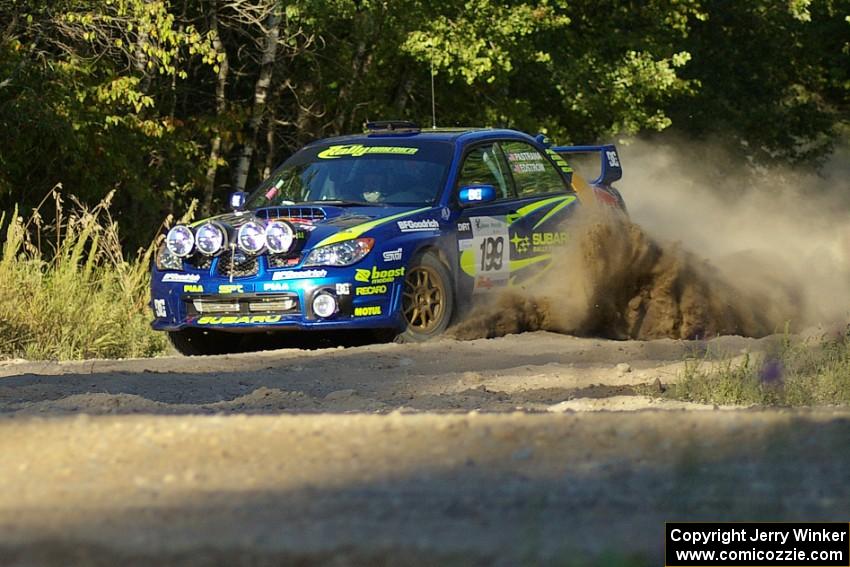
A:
[460,249,552,277]
[315,207,431,247]
[532,196,576,229]
[508,195,573,226]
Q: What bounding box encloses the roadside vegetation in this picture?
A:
[0,190,171,360]
[657,331,850,407]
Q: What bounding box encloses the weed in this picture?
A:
[662,330,850,406]
[0,188,181,360]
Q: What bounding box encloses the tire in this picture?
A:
[395,251,455,343]
[167,328,242,356]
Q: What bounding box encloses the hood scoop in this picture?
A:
[255,206,337,222]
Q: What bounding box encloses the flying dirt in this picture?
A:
[454,140,850,341]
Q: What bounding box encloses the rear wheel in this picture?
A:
[167,328,242,356]
[396,252,454,343]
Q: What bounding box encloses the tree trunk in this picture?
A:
[134,0,152,93]
[202,0,230,216]
[262,110,276,180]
[232,6,281,193]
[393,75,415,115]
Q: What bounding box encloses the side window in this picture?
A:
[456,144,513,200]
[502,141,568,198]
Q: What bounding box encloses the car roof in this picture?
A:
[304,127,537,147]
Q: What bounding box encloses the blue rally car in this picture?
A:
[151,121,626,355]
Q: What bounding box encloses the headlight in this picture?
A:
[156,243,183,270]
[165,225,194,258]
[303,238,374,267]
[195,222,226,256]
[265,221,295,254]
[237,221,266,254]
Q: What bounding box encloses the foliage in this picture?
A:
[0,0,847,248]
[0,188,168,360]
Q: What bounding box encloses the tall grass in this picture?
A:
[666,330,850,406]
[0,188,169,360]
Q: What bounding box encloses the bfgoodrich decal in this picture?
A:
[397,219,439,232]
[272,269,328,280]
[162,273,200,283]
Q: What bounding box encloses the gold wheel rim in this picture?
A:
[402,265,445,332]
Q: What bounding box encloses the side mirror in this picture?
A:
[458,184,497,206]
[229,191,248,211]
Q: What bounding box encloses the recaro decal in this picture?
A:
[317,145,419,159]
[355,285,387,296]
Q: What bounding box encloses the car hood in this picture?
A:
[198,203,435,251]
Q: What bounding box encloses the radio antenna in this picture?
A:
[430,44,437,129]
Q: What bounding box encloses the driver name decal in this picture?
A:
[317,145,419,159]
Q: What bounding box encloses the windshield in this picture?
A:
[246,140,453,208]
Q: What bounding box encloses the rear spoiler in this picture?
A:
[551,144,622,186]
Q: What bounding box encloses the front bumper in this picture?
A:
[150,268,403,332]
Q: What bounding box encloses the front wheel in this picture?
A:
[396,252,455,343]
[167,328,242,356]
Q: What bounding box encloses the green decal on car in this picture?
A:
[317,145,419,159]
[507,195,575,226]
[315,208,430,247]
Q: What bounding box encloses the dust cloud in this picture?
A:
[452,139,850,340]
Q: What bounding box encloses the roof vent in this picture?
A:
[365,120,420,135]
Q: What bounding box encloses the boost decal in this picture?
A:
[355,266,405,284]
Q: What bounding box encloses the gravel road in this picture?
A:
[1,332,847,566]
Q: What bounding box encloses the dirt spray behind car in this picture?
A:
[451,140,850,341]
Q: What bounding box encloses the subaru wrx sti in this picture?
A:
[150,121,625,354]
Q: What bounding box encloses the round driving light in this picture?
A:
[195,223,225,256]
[165,225,194,258]
[265,221,295,254]
[237,221,266,254]
[312,293,338,318]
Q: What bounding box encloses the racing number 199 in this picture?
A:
[479,236,504,271]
